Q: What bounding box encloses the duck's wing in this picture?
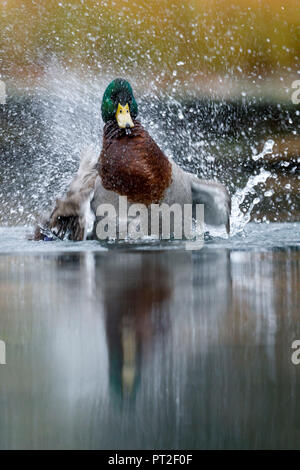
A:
[45,145,98,241]
[189,175,231,233]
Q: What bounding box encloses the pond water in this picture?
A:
[0,223,299,449]
[0,73,299,449]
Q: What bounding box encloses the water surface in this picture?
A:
[0,223,299,449]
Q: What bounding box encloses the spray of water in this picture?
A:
[227,139,274,234]
[252,139,275,162]
[1,64,279,236]
[230,168,271,235]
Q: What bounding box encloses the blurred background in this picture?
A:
[0,0,299,225]
[1,0,300,96]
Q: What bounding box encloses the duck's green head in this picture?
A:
[101,78,138,130]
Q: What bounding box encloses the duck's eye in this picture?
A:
[120,110,122,113]
[126,109,129,113]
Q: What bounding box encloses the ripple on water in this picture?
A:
[0,223,299,254]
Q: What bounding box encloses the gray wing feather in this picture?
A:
[46,146,98,241]
[190,177,231,233]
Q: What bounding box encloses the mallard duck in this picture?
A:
[36,78,230,241]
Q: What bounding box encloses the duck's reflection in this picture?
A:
[50,248,233,407]
[3,248,299,448]
[98,253,172,402]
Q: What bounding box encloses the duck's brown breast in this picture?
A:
[99,120,172,206]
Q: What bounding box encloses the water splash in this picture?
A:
[1,65,294,235]
[252,139,274,161]
[230,168,271,235]
[229,138,274,234]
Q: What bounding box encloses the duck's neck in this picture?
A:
[103,119,144,141]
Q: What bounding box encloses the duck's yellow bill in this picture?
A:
[116,103,134,129]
